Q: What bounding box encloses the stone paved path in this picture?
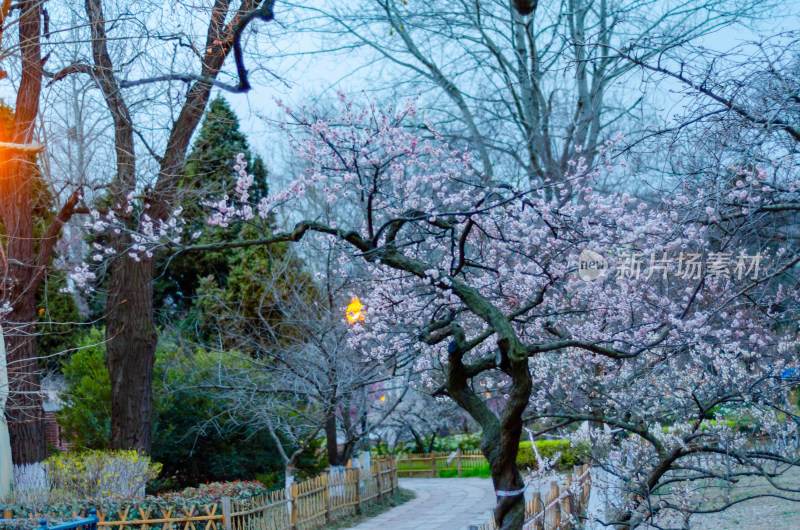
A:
[347,478,496,530]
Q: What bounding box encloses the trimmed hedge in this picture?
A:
[516,440,582,471]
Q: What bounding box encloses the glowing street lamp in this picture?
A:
[346,296,365,325]
[345,296,369,468]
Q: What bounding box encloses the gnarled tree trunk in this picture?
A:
[444,337,531,529]
[0,0,46,483]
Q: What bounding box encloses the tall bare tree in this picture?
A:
[0,0,81,484]
[186,241,410,477]
[311,0,775,195]
[51,0,275,450]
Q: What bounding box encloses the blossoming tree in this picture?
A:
[87,97,800,528]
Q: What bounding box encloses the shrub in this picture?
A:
[58,334,299,491]
[516,440,583,471]
[0,480,268,525]
[158,481,267,504]
[44,450,162,499]
[56,328,112,450]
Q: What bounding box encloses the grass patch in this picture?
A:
[325,488,416,529]
[437,463,492,478]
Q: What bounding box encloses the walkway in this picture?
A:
[347,475,564,530]
[347,478,496,529]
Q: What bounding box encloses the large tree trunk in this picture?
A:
[83,0,260,451]
[1,156,43,470]
[84,0,151,451]
[0,0,47,481]
[481,424,526,529]
[445,337,531,529]
[325,414,343,466]
[4,292,44,468]
[106,255,157,450]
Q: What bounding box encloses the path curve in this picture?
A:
[347,478,496,530]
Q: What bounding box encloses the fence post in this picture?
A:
[221,497,232,530]
[355,467,363,514]
[544,482,558,529]
[324,472,331,524]
[376,461,384,503]
[457,449,462,477]
[88,508,98,530]
[290,482,299,530]
[408,453,413,477]
[532,493,543,530]
[552,482,561,529]
[582,464,591,503]
[431,453,437,478]
[573,464,582,508]
[563,476,573,525]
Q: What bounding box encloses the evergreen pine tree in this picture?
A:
[155,96,269,313]
[183,96,268,211]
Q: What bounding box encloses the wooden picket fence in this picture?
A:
[396,449,486,477]
[6,459,398,530]
[478,464,592,530]
[225,459,398,530]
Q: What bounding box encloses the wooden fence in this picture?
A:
[8,459,398,530]
[478,464,591,530]
[225,459,398,530]
[396,449,486,477]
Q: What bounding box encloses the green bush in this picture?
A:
[516,440,582,471]
[44,450,162,499]
[56,328,112,450]
[0,480,267,526]
[57,332,313,491]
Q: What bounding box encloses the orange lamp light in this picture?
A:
[346,297,365,324]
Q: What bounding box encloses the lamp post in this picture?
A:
[345,297,370,474]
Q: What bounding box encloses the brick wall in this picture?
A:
[44,410,67,452]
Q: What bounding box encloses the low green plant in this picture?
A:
[157,481,267,503]
[516,440,583,471]
[391,432,482,455]
[0,480,268,524]
[255,471,282,489]
[437,463,491,478]
[43,450,162,499]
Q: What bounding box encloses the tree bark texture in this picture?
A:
[0,0,46,467]
[445,337,531,529]
[84,0,264,450]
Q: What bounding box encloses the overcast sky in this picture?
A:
[223,2,800,179]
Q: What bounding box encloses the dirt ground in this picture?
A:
[690,467,800,529]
